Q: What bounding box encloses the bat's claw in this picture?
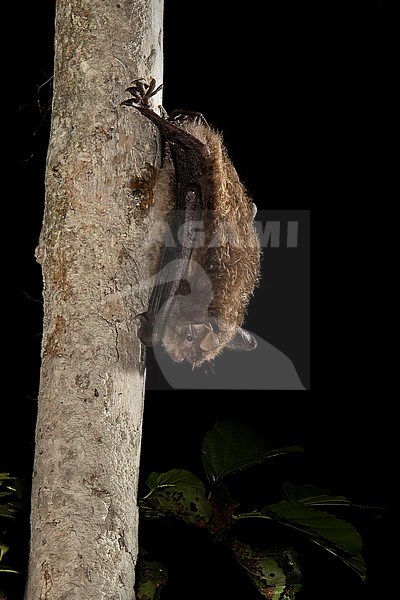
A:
[122,78,163,108]
[169,109,208,127]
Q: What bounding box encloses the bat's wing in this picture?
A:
[138,188,204,346]
[122,80,210,346]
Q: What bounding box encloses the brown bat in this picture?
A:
[122,79,261,367]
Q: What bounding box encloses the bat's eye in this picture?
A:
[186,334,193,342]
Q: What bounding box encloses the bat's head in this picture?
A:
[162,321,221,366]
[137,298,224,365]
[145,291,257,366]
[162,319,257,367]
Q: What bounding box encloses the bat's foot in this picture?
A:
[121,79,210,159]
[122,78,163,108]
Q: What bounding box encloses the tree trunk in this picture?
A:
[25,1,163,598]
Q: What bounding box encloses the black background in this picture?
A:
[3,1,389,599]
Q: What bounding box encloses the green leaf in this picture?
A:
[256,501,366,580]
[310,537,366,579]
[145,472,159,492]
[0,544,19,574]
[0,506,15,518]
[0,542,18,575]
[264,501,363,554]
[202,420,267,483]
[0,474,16,488]
[0,475,23,500]
[136,550,168,600]
[336,553,366,579]
[202,419,303,483]
[236,501,366,580]
[283,482,381,511]
[0,565,19,574]
[266,446,304,460]
[140,469,212,526]
[230,541,301,599]
[0,543,9,562]
[0,502,21,519]
[283,483,352,506]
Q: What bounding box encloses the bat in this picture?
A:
[122,78,261,367]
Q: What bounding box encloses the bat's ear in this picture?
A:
[226,327,257,351]
[192,324,220,352]
[199,330,220,352]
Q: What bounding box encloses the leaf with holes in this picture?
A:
[140,469,212,526]
[230,540,302,599]
[135,550,168,600]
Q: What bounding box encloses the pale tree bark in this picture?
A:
[25,1,163,599]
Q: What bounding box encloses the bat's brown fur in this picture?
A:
[123,80,261,366]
